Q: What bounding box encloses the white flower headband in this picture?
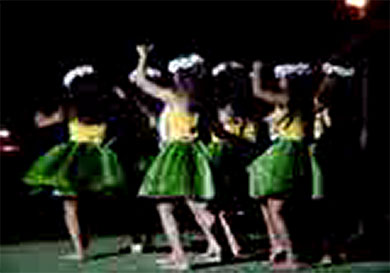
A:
[212,61,245,77]
[250,61,355,79]
[129,67,162,82]
[168,53,204,74]
[63,65,95,88]
[274,63,312,79]
[322,62,355,77]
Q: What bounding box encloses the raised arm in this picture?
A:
[34,106,64,128]
[251,61,289,106]
[131,45,175,102]
[313,76,337,111]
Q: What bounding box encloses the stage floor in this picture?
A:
[1,235,389,273]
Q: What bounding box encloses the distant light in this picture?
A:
[1,145,19,152]
[0,129,10,138]
[345,0,367,8]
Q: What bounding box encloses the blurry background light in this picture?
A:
[346,0,368,9]
[0,129,11,138]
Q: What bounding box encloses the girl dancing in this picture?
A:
[24,65,125,260]
[248,61,315,270]
[208,61,259,259]
[131,44,221,270]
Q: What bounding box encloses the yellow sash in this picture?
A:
[69,118,106,144]
[271,107,305,140]
[277,118,305,140]
[212,118,257,143]
[166,111,198,141]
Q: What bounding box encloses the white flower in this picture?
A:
[212,61,244,77]
[168,53,204,74]
[274,63,311,78]
[322,62,355,77]
[129,67,162,82]
[63,65,95,88]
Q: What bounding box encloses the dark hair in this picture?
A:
[64,70,111,123]
[283,74,315,134]
[213,65,253,119]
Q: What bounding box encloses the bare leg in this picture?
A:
[186,199,221,258]
[63,198,85,260]
[218,211,241,256]
[260,202,281,261]
[156,202,186,263]
[267,198,311,269]
[268,198,292,253]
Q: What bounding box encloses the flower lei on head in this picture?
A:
[168,53,204,74]
[63,65,95,88]
[274,63,312,79]
[212,61,245,77]
[129,67,162,82]
[322,62,355,77]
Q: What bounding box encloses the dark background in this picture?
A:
[1,1,389,256]
[1,2,388,127]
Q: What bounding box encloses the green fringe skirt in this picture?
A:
[23,141,125,196]
[247,138,313,198]
[138,141,214,199]
[208,142,250,203]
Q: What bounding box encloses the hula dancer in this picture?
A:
[23,65,125,260]
[131,44,220,270]
[311,62,355,265]
[248,61,315,270]
[113,75,162,254]
[209,61,259,259]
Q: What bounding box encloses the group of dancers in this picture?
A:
[23,43,355,270]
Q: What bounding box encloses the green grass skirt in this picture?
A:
[247,138,313,198]
[309,143,324,198]
[23,142,125,196]
[138,141,214,199]
[207,142,249,202]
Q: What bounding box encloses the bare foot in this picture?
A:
[192,249,222,264]
[158,254,189,270]
[319,254,332,265]
[156,251,186,265]
[272,260,311,270]
[159,260,190,271]
[59,252,86,261]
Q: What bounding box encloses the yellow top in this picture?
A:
[271,106,305,140]
[162,111,199,142]
[211,118,257,143]
[68,118,106,144]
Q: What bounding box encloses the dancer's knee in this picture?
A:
[268,198,285,215]
[157,202,174,215]
[64,200,78,218]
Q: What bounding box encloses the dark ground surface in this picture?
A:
[1,233,390,273]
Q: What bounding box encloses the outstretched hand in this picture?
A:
[136,44,154,59]
[252,60,262,75]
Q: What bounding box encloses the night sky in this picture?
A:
[1,2,342,121]
[0,1,388,131]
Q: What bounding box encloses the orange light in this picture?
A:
[345,0,367,8]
